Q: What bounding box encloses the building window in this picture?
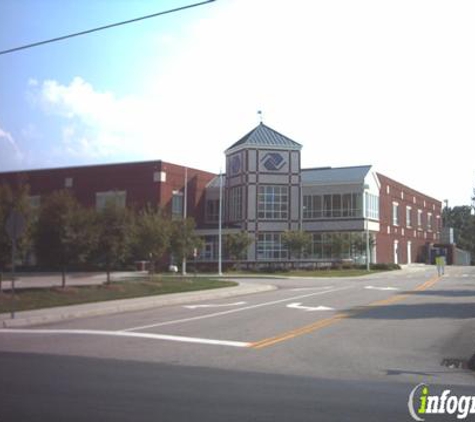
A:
[96,191,126,210]
[310,233,323,259]
[323,195,332,218]
[310,232,360,260]
[64,177,73,188]
[427,212,433,231]
[332,194,342,218]
[257,233,288,260]
[199,236,218,260]
[258,185,288,220]
[303,193,362,220]
[206,199,220,223]
[154,171,166,182]
[303,195,322,219]
[28,195,41,209]
[347,193,363,217]
[406,206,412,228]
[392,202,400,226]
[365,192,379,220]
[342,194,352,217]
[417,209,423,228]
[228,186,242,221]
[172,191,183,218]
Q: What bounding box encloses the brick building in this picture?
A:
[199,123,442,265]
[0,160,216,225]
[0,123,442,265]
[377,174,441,265]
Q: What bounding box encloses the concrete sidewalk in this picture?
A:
[0,271,147,290]
[0,281,276,328]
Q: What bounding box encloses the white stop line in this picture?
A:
[0,328,250,348]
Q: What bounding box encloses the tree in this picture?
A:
[169,217,203,272]
[330,233,350,260]
[225,231,253,269]
[351,233,365,259]
[444,206,475,264]
[225,231,253,261]
[0,183,32,293]
[95,201,133,284]
[444,206,473,246]
[133,206,170,276]
[351,232,376,265]
[0,184,14,291]
[281,230,312,261]
[35,190,94,288]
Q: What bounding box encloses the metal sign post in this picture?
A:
[10,240,17,319]
[5,209,26,319]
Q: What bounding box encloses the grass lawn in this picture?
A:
[222,269,389,278]
[0,276,237,314]
[274,269,386,277]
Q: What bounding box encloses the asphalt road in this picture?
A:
[1,266,475,421]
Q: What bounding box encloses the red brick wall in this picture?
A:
[158,162,215,224]
[377,173,442,264]
[0,161,215,225]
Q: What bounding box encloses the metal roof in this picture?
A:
[226,123,302,152]
[302,165,372,185]
[206,174,226,188]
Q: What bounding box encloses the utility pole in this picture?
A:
[182,167,188,276]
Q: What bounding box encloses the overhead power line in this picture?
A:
[0,0,216,56]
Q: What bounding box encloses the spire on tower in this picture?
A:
[257,110,263,124]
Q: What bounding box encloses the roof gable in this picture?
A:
[226,123,302,153]
[302,165,372,185]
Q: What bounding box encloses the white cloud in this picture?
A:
[0,125,23,171]
[25,0,475,205]
[30,77,150,159]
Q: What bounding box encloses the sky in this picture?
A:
[0,0,474,207]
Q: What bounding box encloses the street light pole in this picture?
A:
[218,171,223,276]
[366,219,370,272]
[363,184,370,272]
[182,167,188,276]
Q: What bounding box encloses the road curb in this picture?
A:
[0,282,276,328]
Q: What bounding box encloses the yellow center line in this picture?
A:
[250,275,441,350]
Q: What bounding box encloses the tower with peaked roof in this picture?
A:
[224,123,303,260]
[0,120,444,268]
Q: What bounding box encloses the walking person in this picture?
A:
[436,254,445,276]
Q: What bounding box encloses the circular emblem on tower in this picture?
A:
[231,154,241,175]
[261,152,285,171]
